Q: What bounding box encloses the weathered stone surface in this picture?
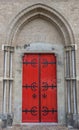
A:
[0,0,79,129]
[5,125,68,130]
[3,125,79,130]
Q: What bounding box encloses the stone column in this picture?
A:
[65,49,73,127]
[71,46,78,128]
[3,50,7,114]
[65,45,78,128]
[8,51,13,113]
[66,51,71,113]
[0,45,14,128]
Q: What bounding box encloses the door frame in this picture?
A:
[13,42,65,125]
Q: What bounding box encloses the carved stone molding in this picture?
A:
[6,3,75,46]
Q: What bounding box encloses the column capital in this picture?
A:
[65,44,77,51]
[2,44,14,53]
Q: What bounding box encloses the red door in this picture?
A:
[22,54,57,122]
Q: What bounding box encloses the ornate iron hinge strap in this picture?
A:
[23,82,37,91]
[22,106,37,116]
[41,59,56,67]
[42,82,56,90]
[42,106,57,116]
[23,59,37,67]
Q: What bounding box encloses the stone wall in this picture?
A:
[0,0,79,127]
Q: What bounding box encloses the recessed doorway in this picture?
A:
[22,54,58,123]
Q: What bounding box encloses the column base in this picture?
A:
[66,113,73,128]
[66,113,79,128]
[73,114,79,129]
[0,113,13,128]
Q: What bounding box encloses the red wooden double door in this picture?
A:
[22,54,57,122]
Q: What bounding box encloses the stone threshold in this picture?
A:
[3,125,69,130]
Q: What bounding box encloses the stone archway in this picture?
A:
[6,3,74,46]
[2,3,78,128]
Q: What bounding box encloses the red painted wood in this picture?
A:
[22,54,57,122]
[40,54,58,122]
[22,54,39,122]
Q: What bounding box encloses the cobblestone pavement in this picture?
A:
[0,125,79,130]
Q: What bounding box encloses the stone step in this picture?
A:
[3,125,69,130]
[2,125,79,130]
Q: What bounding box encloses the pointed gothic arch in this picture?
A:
[6,3,75,46]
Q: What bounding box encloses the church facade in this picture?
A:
[0,0,79,129]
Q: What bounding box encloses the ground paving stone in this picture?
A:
[0,125,79,130]
[1,125,69,130]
